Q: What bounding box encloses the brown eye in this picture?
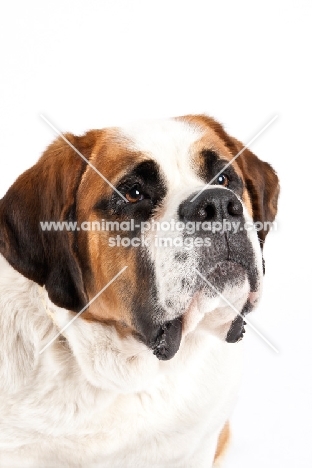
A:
[125,184,145,203]
[216,174,229,187]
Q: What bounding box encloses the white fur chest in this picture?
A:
[0,256,243,467]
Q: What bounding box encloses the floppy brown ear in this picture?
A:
[0,131,99,311]
[231,138,279,246]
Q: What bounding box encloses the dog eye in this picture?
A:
[125,184,145,203]
[216,174,229,187]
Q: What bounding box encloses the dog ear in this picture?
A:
[0,130,99,311]
[231,138,279,246]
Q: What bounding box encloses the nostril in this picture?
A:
[227,200,243,216]
[179,190,243,223]
[205,204,215,220]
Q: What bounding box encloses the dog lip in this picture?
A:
[203,260,250,288]
[151,316,183,361]
[248,291,259,305]
[209,260,246,275]
[226,314,246,343]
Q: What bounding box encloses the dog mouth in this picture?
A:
[149,260,259,361]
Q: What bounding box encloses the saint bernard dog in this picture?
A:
[0,115,279,467]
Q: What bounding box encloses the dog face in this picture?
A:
[0,115,279,362]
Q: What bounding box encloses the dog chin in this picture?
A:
[181,262,256,340]
[149,264,255,361]
[152,260,258,360]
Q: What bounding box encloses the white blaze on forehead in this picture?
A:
[119,119,205,188]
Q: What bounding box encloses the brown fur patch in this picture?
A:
[74,129,147,327]
[232,137,279,243]
[214,421,231,464]
[81,313,135,339]
[0,130,99,311]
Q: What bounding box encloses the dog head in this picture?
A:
[0,115,279,365]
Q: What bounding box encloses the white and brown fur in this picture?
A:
[0,115,279,467]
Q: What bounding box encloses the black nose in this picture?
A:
[179,188,243,222]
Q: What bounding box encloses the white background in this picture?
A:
[0,1,311,466]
